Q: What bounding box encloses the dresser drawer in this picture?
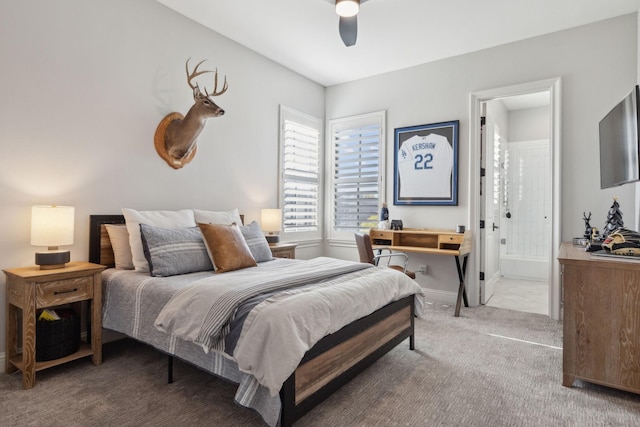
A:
[35,276,93,307]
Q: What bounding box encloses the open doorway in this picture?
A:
[481,92,551,315]
[470,78,562,320]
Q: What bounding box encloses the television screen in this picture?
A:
[599,85,640,189]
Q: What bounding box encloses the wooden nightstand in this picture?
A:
[4,261,106,389]
[270,242,297,259]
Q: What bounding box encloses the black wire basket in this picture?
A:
[36,309,80,362]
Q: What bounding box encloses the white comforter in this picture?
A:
[155,257,425,396]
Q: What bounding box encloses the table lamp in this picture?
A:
[31,205,75,269]
[261,208,282,244]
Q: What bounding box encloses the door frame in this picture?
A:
[469,77,562,320]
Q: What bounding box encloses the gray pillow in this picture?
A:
[140,224,213,277]
[241,221,273,263]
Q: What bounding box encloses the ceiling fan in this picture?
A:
[335,0,369,47]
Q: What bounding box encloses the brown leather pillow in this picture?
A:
[198,222,257,273]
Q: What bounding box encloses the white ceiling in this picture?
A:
[155,0,639,87]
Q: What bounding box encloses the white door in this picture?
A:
[481,115,502,304]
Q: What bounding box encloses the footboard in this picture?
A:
[280,295,415,426]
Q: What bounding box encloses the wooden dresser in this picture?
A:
[558,243,640,394]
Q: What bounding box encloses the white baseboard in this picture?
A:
[421,288,458,305]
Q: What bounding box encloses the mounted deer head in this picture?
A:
[154,58,228,169]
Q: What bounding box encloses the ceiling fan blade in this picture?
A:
[339,15,357,47]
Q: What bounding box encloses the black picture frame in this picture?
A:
[394,120,459,206]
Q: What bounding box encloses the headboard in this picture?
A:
[89,215,125,266]
[88,213,246,267]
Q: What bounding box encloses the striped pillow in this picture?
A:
[140,224,213,277]
[240,221,273,263]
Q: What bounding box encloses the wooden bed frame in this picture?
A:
[89,214,415,427]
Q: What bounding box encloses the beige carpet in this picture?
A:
[1,304,639,426]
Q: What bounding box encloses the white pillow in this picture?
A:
[122,208,196,272]
[194,208,242,225]
[104,224,134,270]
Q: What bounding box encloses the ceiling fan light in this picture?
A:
[336,0,359,18]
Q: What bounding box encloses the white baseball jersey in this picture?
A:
[397,134,453,198]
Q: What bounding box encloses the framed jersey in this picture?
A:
[394,120,459,205]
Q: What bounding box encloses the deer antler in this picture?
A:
[186,58,228,96]
[206,69,228,97]
[186,58,211,90]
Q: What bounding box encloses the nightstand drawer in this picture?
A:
[270,243,297,259]
[35,277,93,307]
[273,248,295,259]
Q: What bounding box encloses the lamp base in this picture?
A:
[265,235,280,245]
[35,251,70,270]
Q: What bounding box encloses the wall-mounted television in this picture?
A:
[599,85,640,189]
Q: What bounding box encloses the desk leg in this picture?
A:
[454,255,469,317]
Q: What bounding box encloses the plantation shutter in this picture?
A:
[330,111,385,239]
[279,106,322,239]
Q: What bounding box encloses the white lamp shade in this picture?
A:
[336,0,360,17]
[261,209,282,233]
[31,205,75,247]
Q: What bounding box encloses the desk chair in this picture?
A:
[354,233,416,279]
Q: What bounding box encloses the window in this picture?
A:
[279,106,322,241]
[328,111,386,242]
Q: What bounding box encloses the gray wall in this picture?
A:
[0,0,325,355]
[325,14,637,301]
[509,106,550,142]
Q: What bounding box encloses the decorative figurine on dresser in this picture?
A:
[602,197,624,238]
[582,211,593,241]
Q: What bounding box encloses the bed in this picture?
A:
[89,213,423,426]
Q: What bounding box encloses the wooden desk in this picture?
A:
[370,228,472,316]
